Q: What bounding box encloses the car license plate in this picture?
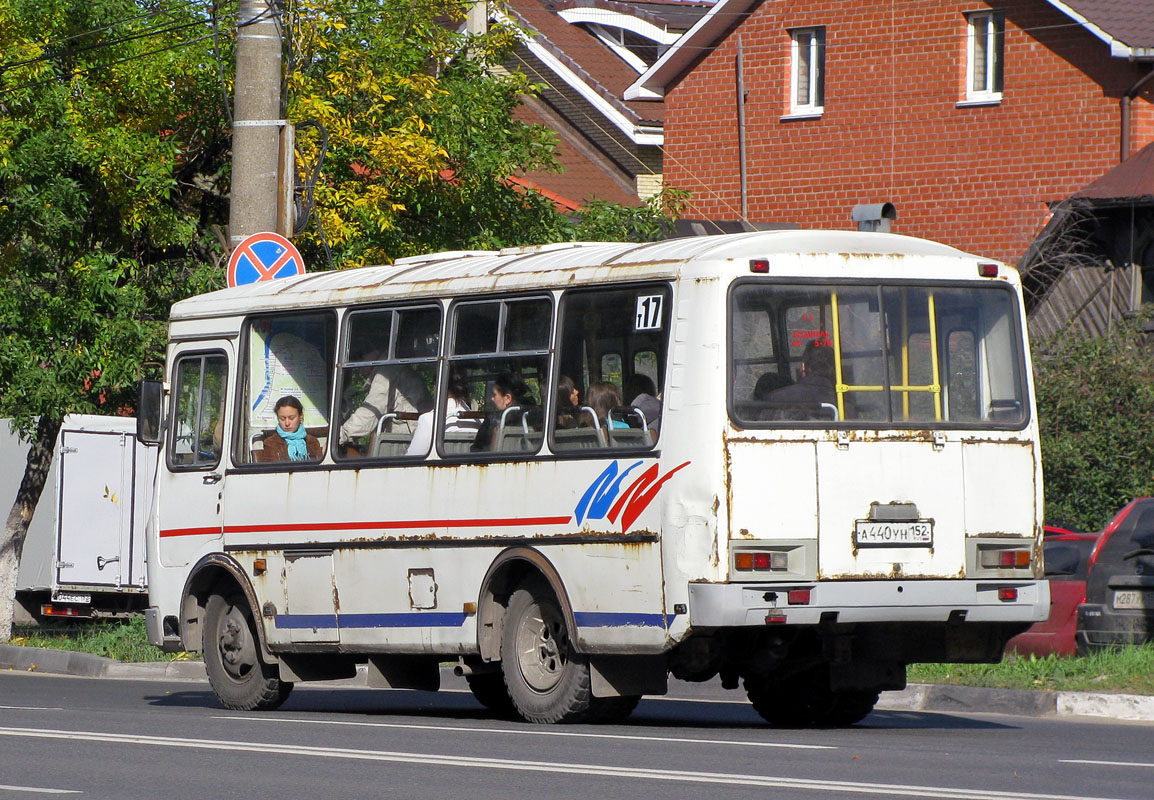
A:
[1113,590,1145,610]
[53,592,91,604]
[854,520,933,547]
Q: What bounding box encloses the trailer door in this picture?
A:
[55,429,138,590]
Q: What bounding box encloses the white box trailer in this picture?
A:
[4,415,156,621]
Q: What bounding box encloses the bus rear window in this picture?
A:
[730,283,1026,427]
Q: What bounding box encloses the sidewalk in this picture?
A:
[3,643,1153,722]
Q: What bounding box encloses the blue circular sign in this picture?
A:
[227,232,305,287]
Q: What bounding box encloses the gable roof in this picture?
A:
[1043,1,1154,58]
[626,0,1154,100]
[504,0,712,138]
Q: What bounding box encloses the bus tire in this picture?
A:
[501,581,592,723]
[465,672,518,718]
[744,672,836,728]
[826,690,879,726]
[203,591,292,711]
[587,694,640,723]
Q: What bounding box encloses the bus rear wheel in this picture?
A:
[203,590,292,711]
[501,581,592,723]
[465,672,518,718]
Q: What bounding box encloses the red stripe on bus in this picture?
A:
[224,516,572,535]
[160,527,223,538]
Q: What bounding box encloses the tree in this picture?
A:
[0,0,686,641]
[0,0,228,639]
[1033,314,1154,532]
[287,0,569,266]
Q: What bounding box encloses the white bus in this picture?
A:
[137,230,1048,725]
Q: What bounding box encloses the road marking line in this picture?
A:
[213,714,833,750]
[0,706,62,711]
[1061,759,1154,769]
[0,726,1134,800]
[0,784,80,794]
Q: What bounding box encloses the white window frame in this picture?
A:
[787,27,825,118]
[964,11,1004,105]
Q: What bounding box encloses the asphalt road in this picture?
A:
[0,672,1151,800]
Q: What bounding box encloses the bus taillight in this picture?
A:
[734,551,788,571]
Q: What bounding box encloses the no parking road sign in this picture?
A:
[227,231,305,288]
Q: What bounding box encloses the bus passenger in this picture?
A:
[623,374,662,434]
[472,372,537,452]
[339,362,433,446]
[555,375,582,429]
[257,396,323,462]
[588,381,629,429]
[762,341,836,420]
[405,372,479,456]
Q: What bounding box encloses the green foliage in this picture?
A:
[0,0,228,433]
[1033,314,1154,531]
[288,0,570,265]
[573,189,691,243]
[908,645,1154,695]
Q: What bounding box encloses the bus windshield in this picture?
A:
[730,282,1026,427]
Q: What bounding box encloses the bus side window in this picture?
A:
[170,353,228,469]
[444,297,551,456]
[239,312,336,466]
[336,305,440,460]
[551,285,670,451]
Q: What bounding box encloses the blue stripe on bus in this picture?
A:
[572,612,669,628]
[274,612,467,630]
[273,611,674,631]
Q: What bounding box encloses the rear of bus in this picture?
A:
[683,237,1048,725]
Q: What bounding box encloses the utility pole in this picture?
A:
[230,0,285,248]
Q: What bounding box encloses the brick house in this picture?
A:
[625,0,1154,266]
[492,0,711,208]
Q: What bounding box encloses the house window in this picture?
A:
[965,11,1004,103]
[789,27,825,116]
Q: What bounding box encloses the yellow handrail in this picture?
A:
[927,292,942,421]
[901,292,910,419]
[830,291,845,420]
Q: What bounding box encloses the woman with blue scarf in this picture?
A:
[257,395,323,462]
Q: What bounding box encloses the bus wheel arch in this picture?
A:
[477,547,579,664]
[181,554,277,666]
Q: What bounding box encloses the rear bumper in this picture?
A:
[1075,603,1154,651]
[688,579,1050,627]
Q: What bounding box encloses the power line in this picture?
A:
[0,32,217,100]
[0,1,221,73]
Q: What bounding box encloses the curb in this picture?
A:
[4,644,1152,721]
[0,645,205,681]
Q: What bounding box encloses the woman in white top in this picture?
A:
[405,372,479,456]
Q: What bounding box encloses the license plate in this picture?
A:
[854,520,933,547]
[1113,590,1145,610]
[53,592,91,604]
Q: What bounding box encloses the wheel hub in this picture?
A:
[516,604,569,693]
[218,604,257,680]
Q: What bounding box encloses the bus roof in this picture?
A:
[171,230,984,321]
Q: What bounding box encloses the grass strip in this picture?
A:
[10,616,194,663]
[908,645,1154,695]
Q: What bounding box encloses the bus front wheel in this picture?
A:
[203,590,292,711]
[501,581,592,723]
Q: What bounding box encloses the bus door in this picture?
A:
[157,343,233,568]
[223,311,340,644]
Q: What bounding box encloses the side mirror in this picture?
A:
[137,379,164,445]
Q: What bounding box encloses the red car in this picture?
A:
[1004,523,1100,657]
